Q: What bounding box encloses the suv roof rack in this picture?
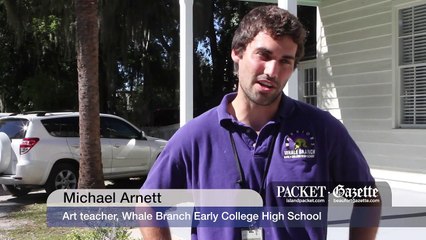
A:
[8,110,78,117]
[7,111,48,116]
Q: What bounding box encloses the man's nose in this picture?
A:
[264,60,279,79]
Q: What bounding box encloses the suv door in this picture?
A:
[101,116,151,177]
[43,117,113,176]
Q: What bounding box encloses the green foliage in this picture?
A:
[31,15,61,46]
[0,1,77,112]
[0,0,266,125]
[65,227,136,240]
[21,73,77,111]
[192,0,269,115]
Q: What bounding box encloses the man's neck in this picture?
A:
[228,94,281,132]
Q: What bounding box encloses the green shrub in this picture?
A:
[65,227,137,240]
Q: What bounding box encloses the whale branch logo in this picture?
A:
[283,130,316,159]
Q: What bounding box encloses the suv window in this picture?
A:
[41,117,79,137]
[102,117,140,139]
[0,118,29,139]
[41,116,140,139]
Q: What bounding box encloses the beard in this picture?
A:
[239,82,283,106]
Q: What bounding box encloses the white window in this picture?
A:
[398,4,426,127]
[303,67,317,106]
[298,60,317,106]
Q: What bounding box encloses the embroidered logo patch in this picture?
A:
[283,130,316,159]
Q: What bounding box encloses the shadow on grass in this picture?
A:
[0,191,48,218]
[105,177,147,189]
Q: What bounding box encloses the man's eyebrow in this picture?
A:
[255,47,295,61]
[255,47,273,55]
[281,55,295,61]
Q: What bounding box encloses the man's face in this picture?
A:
[231,31,297,106]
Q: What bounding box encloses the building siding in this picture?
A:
[317,0,426,173]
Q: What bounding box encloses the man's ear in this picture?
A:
[231,49,241,63]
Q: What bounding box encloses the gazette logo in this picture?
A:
[331,184,380,203]
[283,130,316,159]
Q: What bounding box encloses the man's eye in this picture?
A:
[280,59,292,65]
[258,54,268,60]
[257,52,270,60]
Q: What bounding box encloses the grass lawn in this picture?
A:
[1,203,137,240]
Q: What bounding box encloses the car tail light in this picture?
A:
[20,138,40,155]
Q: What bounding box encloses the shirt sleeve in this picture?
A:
[326,114,375,187]
[141,130,188,190]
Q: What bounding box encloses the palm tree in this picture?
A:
[75,0,104,189]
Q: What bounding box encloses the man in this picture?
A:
[141,5,380,240]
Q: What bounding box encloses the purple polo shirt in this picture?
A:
[142,93,374,240]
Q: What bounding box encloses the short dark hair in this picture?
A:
[232,5,307,70]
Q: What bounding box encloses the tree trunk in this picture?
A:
[75,0,104,189]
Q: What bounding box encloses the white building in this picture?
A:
[306,0,426,174]
[179,0,426,175]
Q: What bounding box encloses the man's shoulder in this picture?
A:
[287,98,346,133]
[170,107,221,142]
[185,107,219,130]
[290,98,334,120]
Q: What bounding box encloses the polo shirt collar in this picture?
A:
[218,92,295,129]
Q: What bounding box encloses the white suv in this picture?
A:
[0,112,167,196]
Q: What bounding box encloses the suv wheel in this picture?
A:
[45,163,78,195]
[2,184,31,197]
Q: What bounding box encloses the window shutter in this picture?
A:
[401,67,426,125]
[399,4,426,126]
